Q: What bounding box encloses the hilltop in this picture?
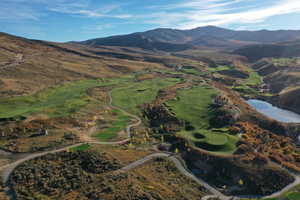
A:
[78,26,300,51]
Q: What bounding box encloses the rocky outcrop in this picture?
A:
[210,94,241,127]
[142,103,182,134]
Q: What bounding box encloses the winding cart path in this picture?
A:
[0,91,299,200]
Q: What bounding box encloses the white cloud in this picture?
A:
[0,2,42,20]
[142,0,300,29]
[0,0,132,21]
[48,3,124,18]
[2,0,300,33]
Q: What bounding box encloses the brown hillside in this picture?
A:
[0,33,168,97]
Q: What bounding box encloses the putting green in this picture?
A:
[166,86,238,154]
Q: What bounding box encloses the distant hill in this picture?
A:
[78,26,300,51]
[233,42,300,62]
[0,32,180,97]
[80,32,194,52]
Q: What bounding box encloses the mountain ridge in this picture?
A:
[77,26,300,51]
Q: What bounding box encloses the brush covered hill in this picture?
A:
[250,58,300,114]
[0,32,202,97]
[78,26,300,51]
[2,30,300,200]
[233,42,300,62]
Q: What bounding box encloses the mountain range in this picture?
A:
[78,26,300,52]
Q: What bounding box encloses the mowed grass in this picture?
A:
[166,86,218,128]
[232,69,262,97]
[182,67,207,76]
[94,109,131,141]
[208,65,233,72]
[271,57,300,67]
[94,77,180,141]
[244,71,261,86]
[111,77,181,114]
[70,144,91,151]
[240,182,300,200]
[0,77,130,119]
[166,86,238,154]
[286,192,300,200]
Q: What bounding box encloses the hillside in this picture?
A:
[251,58,300,114]
[234,43,300,62]
[0,32,204,97]
[1,31,300,200]
[79,26,300,51]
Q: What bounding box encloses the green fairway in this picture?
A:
[286,192,300,200]
[0,75,180,142]
[70,144,91,151]
[94,109,131,141]
[181,67,206,76]
[93,77,181,141]
[208,65,233,72]
[166,86,218,129]
[111,77,181,114]
[244,71,261,86]
[232,69,262,97]
[271,57,300,67]
[0,77,132,119]
[166,86,238,154]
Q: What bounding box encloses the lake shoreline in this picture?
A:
[247,99,300,123]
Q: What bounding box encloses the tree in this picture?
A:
[239,179,244,185]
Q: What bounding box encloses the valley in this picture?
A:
[1,26,300,200]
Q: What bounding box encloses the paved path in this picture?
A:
[263,162,300,199]
[1,91,300,200]
[120,152,229,200]
[83,91,141,145]
[0,143,83,183]
[0,91,141,182]
[266,175,300,199]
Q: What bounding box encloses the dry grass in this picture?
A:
[0,33,165,98]
[90,144,152,165]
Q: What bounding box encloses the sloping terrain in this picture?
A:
[234,43,300,62]
[1,31,300,200]
[9,146,208,200]
[0,32,202,97]
[250,58,300,114]
[78,26,300,51]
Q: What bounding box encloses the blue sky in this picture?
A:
[1,0,300,42]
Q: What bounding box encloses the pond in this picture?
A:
[247,99,300,123]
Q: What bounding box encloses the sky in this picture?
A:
[1,0,300,42]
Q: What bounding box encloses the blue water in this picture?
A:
[247,99,300,123]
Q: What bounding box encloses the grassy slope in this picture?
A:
[232,68,263,97]
[208,65,233,72]
[241,184,300,200]
[94,109,131,141]
[166,86,238,154]
[0,78,129,119]
[0,76,181,143]
[245,70,261,86]
[111,77,181,114]
[271,57,300,67]
[92,77,181,141]
[70,144,91,151]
